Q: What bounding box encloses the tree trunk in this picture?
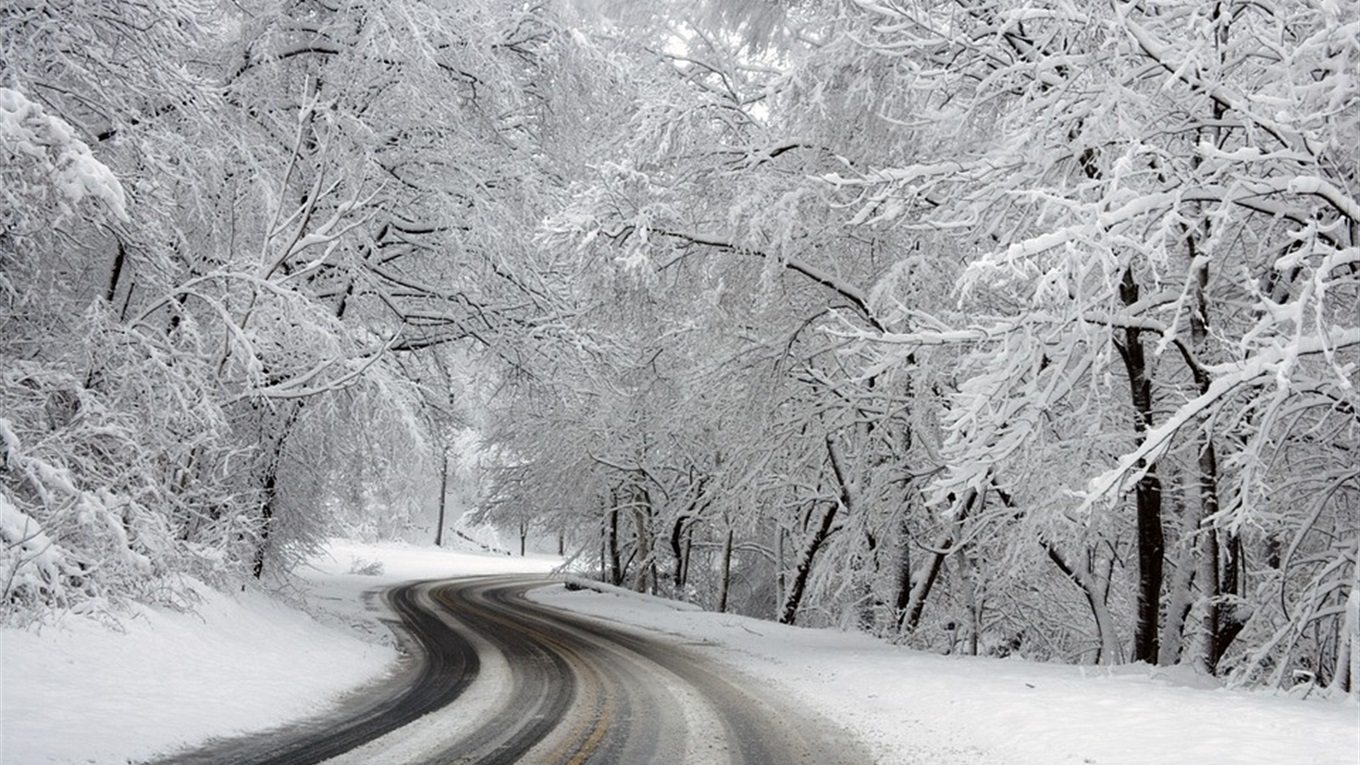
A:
[954,549,980,656]
[631,491,654,594]
[434,453,448,547]
[1159,538,1197,666]
[1175,234,1246,672]
[775,525,786,615]
[902,489,977,633]
[605,505,622,586]
[252,466,276,579]
[1047,542,1122,664]
[251,401,302,579]
[780,434,854,625]
[682,528,693,592]
[719,526,734,613]
[858,533,878,632]
[1118,267,1165,664]
[1183,34,1246,671]
[670,515,688,589]
[779,502,838,625]
[894,514,913,625]
[1333,542,1359,695]
[903,532,948,633]
[105,237,127,305]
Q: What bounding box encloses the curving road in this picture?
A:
[155,576,871,765]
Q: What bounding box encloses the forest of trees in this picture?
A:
[2,1,1356,693]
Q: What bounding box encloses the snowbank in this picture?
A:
[1,580,392,765]
[0,540,559,765]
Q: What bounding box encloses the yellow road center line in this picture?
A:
[563,701,612,765]
[540,640,614,765]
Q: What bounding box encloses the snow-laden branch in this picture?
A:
[1113,2,1310,155]
[1081,327,1360,511]
[651,228,885,332]
[1262,177,1360,226]
[0,87,128,222]
[845,299,1176,356]
[132,283,266,383]
[226,335,396,405]
[262,180,377,281]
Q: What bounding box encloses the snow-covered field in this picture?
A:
[2,540,1354,764]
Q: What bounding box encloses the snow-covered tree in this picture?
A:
[497,0,1357,691]
[817,0,1358,684]
[1,0,591,616]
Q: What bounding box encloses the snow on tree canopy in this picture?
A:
[0,87,128,222]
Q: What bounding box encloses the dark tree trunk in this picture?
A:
[252,466,277,579]
[1117,267,1165,664]
[780,435,854,625]
[682,530,693,592]
[779,501,837,625]
[434,453,448,547]
[251,401,303,579]
[670,515,689,589]
[719,526,734,613]
[105,237,127,304]
[606,506,622,586]
[894,515,913,621]
[904,533,949,632]
[1131,468,1164,664]
[1198,419,1247,671]
[902,489,977,633]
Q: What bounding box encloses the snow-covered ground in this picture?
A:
[531,581,1359,765]
[0,539,557,765]
[2,540,1355,764]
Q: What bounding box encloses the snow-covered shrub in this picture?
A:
[0,489,80,612]
[346,557,384,576]
[0,402,156,616]
[0,354,251,622]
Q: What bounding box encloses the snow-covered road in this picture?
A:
[3,540,1355,764]
[160,575,869,765]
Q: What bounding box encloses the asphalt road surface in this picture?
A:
[155,575,872,765]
